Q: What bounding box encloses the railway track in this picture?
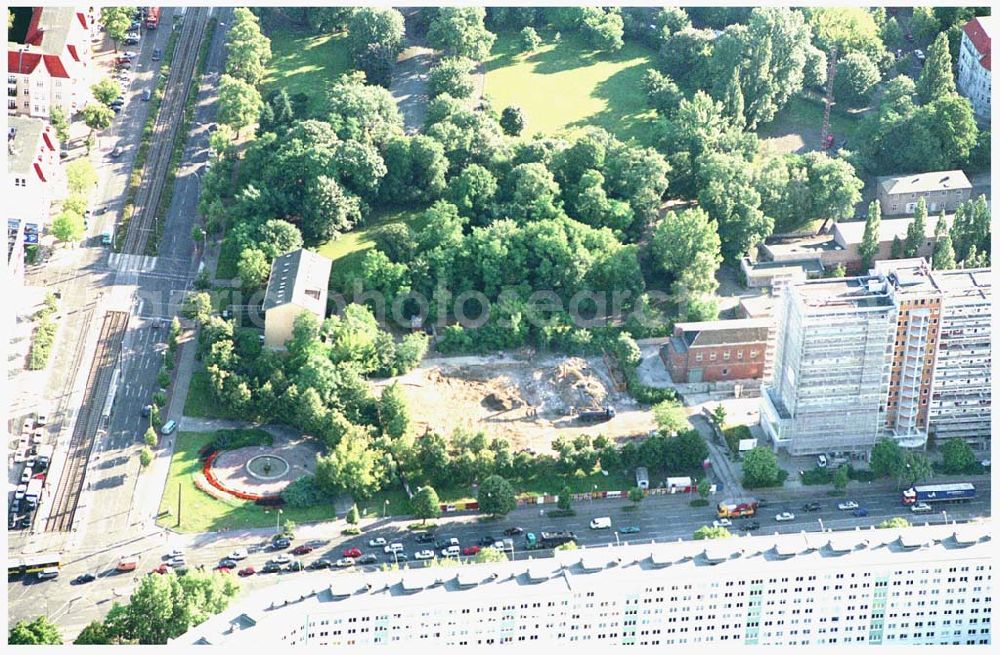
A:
[119,7,210,258]
[44,311,129,533]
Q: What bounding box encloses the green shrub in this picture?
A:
[210,428,272,451]
[800,466,833,485]
[281,475,331,508]
[722,425,751,456]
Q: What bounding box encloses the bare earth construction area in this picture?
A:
[383,354,656,451]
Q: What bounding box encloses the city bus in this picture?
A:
[8,553,61,578]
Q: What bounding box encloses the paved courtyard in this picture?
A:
[210,434,322,497]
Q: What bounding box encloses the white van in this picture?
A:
[817,454,828,468]
[161,419,177,435]
[590,517,612,530]
[440,545,460,558]
[37,567,60,580]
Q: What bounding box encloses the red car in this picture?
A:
[342,547,362,558]
[150,564,169,575]
[291,545,314,556]
[238,567,255,577]
[461,545,480,556]
[214,565,232,573]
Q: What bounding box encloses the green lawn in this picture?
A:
[262,26,351,117]
[183,369,245,420]
[758,94,864,156]
[157,431,339,533]
[484,31,659,145]
[318,208,428,291]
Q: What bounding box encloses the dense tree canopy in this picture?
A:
[427,7,496,60]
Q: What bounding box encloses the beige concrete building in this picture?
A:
[876,171,972,217]
[262,249,332,349]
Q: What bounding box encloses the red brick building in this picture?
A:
[663,319,770,383]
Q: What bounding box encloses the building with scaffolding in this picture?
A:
[761,259,991,455]
[760,276,896,455]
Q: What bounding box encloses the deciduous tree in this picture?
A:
[92,77,122,106]
[477,474,516,517]
[217,74,262,137]
[410,485,441,524]
[742,447,784,488]
[52,210,85,243]
[499,105,526,136]
[917,31,957,103]
[427,7,496,60]
[9,616,62,644]
[694,525,732,540]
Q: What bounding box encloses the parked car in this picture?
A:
[237,567,255,577]
[368,537,387,547]
[291,545,313,556]
[436,537,460,549]
[72,573,96,585]
[503,527,524,536]
[357,554,378,565]
[110,146,124,158]
[161,420,176,435]
[384,543,404,554]
[478,536,496,547]
[914,49,926,62]
[165,549,184,559]
[619,526,641,534]
[142,88,151,101]
[414,533,435,543]
[441,546,461,558]
[911,502,934,514]
[284,561,303,572]
[853,507,869,518]
[335,558,355,568]
[152,48,162,61]
[141,404,152,417]
[802,502,822,512]
[270,554,291,565]
[713,518,732,528]
[260,562,281,574]
[150,564,169,575]
[123,50,138,58]
[229,549,248,560]
[217,558,237,569]
[414,550,434,560]
[271,538,291,550]
[461,545,480,556]
[20,467,33,483]
[308,558,332,570]
[775,512,795,522]
[838,501,859,511]
[742,521,761,531]
[342,547,362,558]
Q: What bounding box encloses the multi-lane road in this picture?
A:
[9,477,990,638]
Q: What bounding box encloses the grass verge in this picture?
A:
[157,431,338,533]
[320,208,428,291]
[114,18,180,252]
[182,368,245,419]
[148,17,217,255]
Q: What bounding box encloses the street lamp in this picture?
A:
[942,510,949,525]
[383,499,389,518]
[275,508,283,536]
[818,518,825,532]
[591,484,597,504]
[614,531,620,547]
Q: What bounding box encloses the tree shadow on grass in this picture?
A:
[566,60,659,146]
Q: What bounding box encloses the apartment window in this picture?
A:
[695,353,703,362]
[722,368,728,376]
[737,351,744,359]
[709,353,717,361]
[750,350,758,358]
[723,352,731,361]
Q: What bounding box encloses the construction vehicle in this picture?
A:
[145,7,160,29]
[716,499,758,519]
[525,531,577,550]
[577,406,615,424]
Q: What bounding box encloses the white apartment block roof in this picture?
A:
[177,521,992,645]
[874,258,992,302]
[878,170,972,196]
[789,275,895,310]
[7,116,49,176]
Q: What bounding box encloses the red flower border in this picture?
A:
[202,449,281,502]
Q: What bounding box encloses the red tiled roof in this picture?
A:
[34,162,47,183]
[43,54,69,78]
[963,17,992,71]
[76,11,88,30]
[24,8,44,46]
[67,44,79,61]
[42,131,55,151]
[7,50,71,78]
[8,50,41,74]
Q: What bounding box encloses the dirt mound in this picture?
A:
[483,388,523,411]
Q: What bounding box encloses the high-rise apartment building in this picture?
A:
[177,523,993,647]
[761,259,991,455]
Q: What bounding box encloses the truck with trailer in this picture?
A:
[717,499,758,519]
[145,7,160,29]
[902,483,976,505]
[525,531,577,550]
